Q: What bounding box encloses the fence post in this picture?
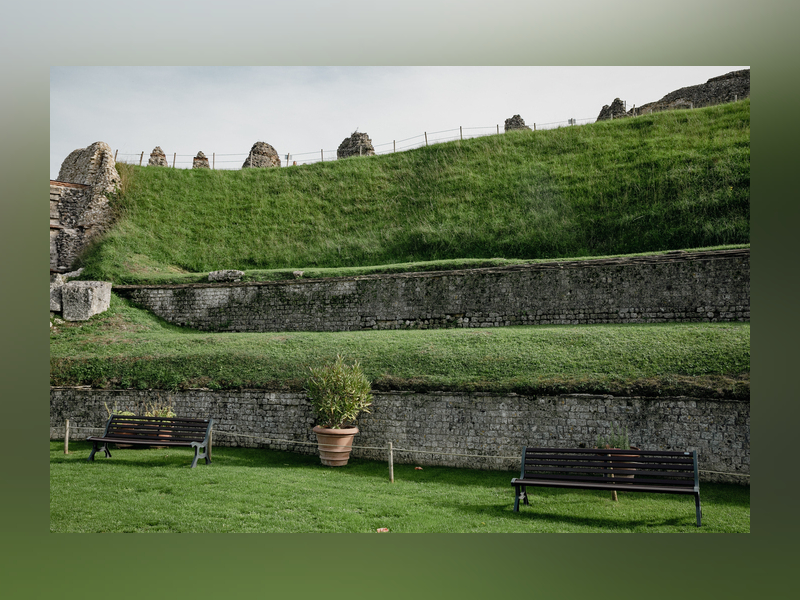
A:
[533,123,536,131]
[139,152,143,166]
[321,149,324,162]
[64,419,70,454]
[388,441,394,483]
[424,132,428,146]
[173,153,176,168]
[114,150,118,161]
[460,126,462,140]
[497,124,499,134]
[213,153,215,169]
[393,140,396,153]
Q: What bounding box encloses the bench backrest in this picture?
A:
[104,415,213,443]
[519,447,698,490]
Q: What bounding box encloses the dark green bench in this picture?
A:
[87,415,214,468]
[512,447,702,526]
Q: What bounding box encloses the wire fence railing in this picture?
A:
[55,421,750,480]
[113,95,746,171]
[109,114,631,171]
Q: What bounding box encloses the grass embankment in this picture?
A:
[50,295,749,397]
[50,442,750,533]
[80,100,750,284]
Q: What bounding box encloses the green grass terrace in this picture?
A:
[50,442,750,533]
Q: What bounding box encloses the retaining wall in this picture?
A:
[50,387,749,483]
[113,249,750,333]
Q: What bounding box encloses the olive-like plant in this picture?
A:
[305,355,373,429]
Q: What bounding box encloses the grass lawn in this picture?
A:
[51,442,750,533]
[50,294,749,397]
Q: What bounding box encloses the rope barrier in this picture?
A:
[56,425,749,476]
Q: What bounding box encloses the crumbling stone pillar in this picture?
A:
[193,151,210,169]
[148,146,169,167]
[504,115,532,132]
[242,142,281,168]
[337,131,375,159]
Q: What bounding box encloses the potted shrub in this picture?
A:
[596,424,639,501]
[143,398,176,447]
[305,355,373,467]
[104,401,136,448]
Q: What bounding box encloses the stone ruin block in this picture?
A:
[337,131,375,159]
[596,98,629,122]
[504,115,532,132]
[193,151,210,169]
[61,281,112,321]
[209,270,244,282]
[242,142,281,168]
[148,146,169,167]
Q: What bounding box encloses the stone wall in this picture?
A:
[50,181,91,271]
[49,387,749,483]
[114,249,750,333]
[597,69,750,121]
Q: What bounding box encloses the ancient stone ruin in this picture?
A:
[52,141,121,272]
[242,141,281,168]
[504,115,532,132]
[193,151,210,169]
[148,146,169,167]
[337,131,375,159]
[596,69,750,122]
[596,98,629,121]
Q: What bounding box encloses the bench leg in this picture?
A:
[87,441,111,462]
[190,443,210,468]
[514,485,527,512]
[695,494,702,527]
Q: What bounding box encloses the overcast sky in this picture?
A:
[50,66,749,179]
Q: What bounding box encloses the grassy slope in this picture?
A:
[79,100,750,284]
[50,295,750,398]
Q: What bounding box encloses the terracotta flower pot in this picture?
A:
[313,425,358,467]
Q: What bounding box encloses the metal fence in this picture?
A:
[114,96,747,170]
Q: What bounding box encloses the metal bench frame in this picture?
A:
[511,447,702,526]
[87,415,214,468]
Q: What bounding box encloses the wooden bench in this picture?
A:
[512,447,702,526]
[87,415,214,468]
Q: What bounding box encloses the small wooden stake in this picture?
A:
[424,132,428,146]
[460,126,462,140]
[139,151,144,166]
[388,441,394,483]
[173,153,176,168]
[393,140,396,153]
[533,123,536,131]
[114,149,118,161]
[497,124,499,134]
[64,419,70,454]
[213,153,215,169]
[321,149,324,162]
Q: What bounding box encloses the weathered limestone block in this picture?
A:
[209,270,244,282]
[50,275,64,312]
[61,281,112,321]
[242,142,281,168]
[504,114,532,131]
[148,146,169,167]
[337,131,375,159]
[193,151,210,169]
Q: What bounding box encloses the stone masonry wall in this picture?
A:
[50,387,749,483]
[50,181,91,271]
[114,249,750,333]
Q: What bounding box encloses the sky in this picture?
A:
[49,66,748,179]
